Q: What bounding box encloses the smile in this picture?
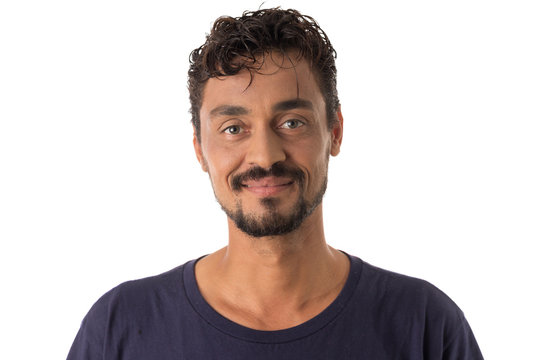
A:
[241,177,294,196]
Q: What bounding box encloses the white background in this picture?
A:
[1,0,539,359]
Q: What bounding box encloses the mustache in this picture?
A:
[231,163,305,191]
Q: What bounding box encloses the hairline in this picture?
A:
[194,50,337,143]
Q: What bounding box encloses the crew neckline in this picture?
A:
[183,252,363,344]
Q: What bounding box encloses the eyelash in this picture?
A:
[279,119,305,129]
[223,125,242,135]
[222,119,305,135]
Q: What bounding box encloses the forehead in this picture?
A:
[200,54,325,116]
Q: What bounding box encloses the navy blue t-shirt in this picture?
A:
[67,254,483,359]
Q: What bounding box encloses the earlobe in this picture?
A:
[330,107,344,156]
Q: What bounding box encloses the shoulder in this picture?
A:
[358,258,464,319]
[67,262,192,359]
[349,256,483,358]
[84,262,188,321]
[104,262,195,321]
[111,263,186,300]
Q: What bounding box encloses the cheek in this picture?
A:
[286,139,329,186]
[204,142,243,188]
[298,132,331,163]
[312,152,330,180]
[304,137,332,184]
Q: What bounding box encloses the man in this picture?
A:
[68,8,483,359]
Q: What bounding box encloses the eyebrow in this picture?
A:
[209,105,250,117]
[208,98,314,119]
[272,98,314,112]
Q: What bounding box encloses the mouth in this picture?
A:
[241,177,294,196]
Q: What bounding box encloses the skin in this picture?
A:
[192,52,349,331]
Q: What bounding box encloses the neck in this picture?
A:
[194,206,350,329]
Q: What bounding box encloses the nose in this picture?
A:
[245,127,286,169]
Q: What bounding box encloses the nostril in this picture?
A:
[245,138,287,169]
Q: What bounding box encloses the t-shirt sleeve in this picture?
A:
[403,276,484,360]
[66,291,111,360]
[422,280,484,360]
[443,314,484,360]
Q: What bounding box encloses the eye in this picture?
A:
[223,125,243,135]
[279,119,305,130]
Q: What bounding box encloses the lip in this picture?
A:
[241,177,294,197]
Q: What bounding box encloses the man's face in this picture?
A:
[194,53,342,237]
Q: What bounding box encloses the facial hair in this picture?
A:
[217,162,328,238]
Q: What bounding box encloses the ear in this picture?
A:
[330,107,344,156]
[193,127,208,172]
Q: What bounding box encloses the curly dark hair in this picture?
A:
[188,8,339,142]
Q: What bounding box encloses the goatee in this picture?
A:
[218,162,328,237]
